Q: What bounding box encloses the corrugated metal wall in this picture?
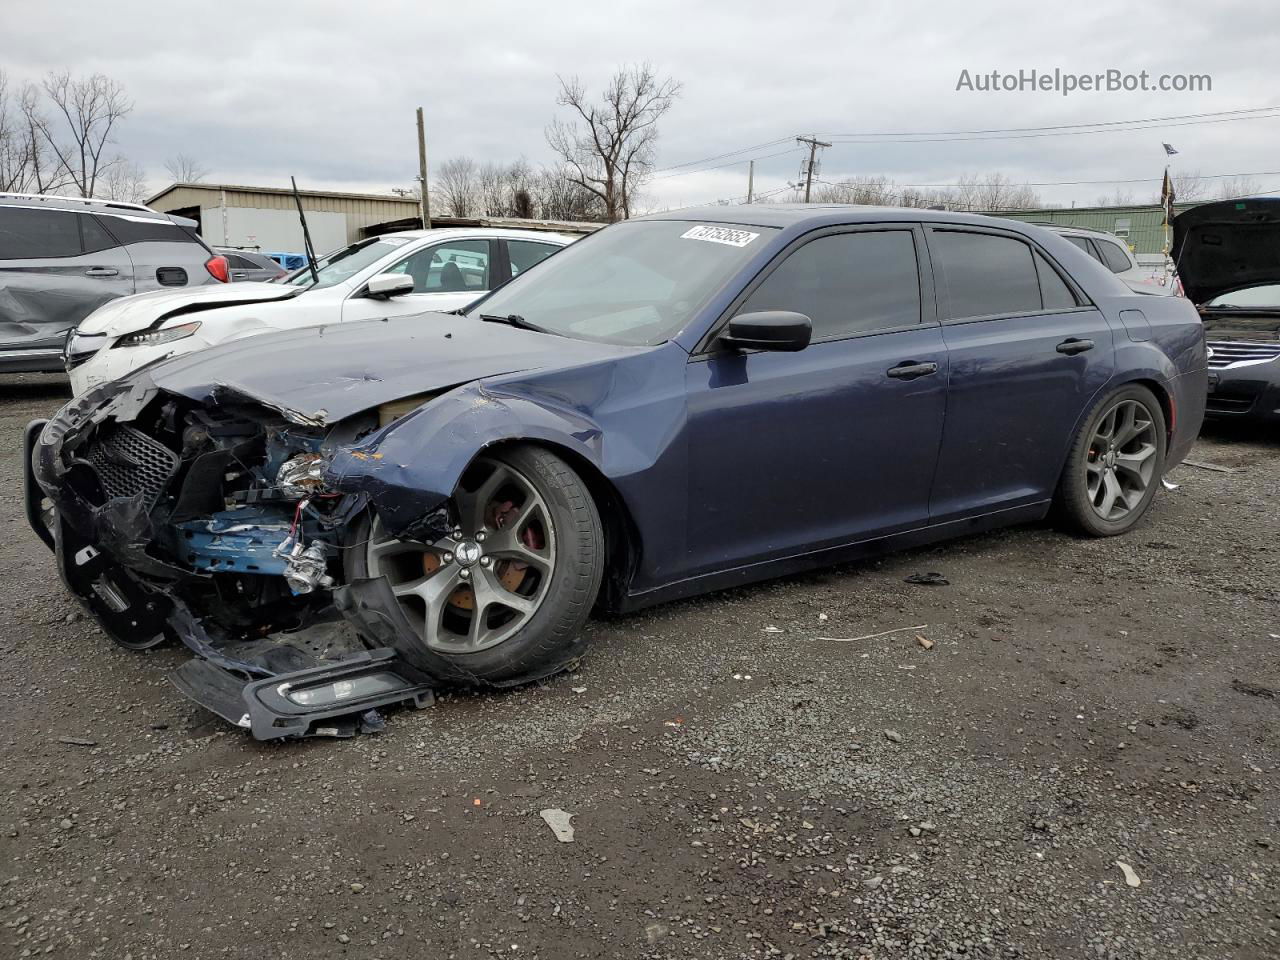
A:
[988,203,1197,256]
[147,184,420,245]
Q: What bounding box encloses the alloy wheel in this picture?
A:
[364,457,557,653]
[1084,398,1159,522]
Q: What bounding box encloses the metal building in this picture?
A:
[146,182,421,256]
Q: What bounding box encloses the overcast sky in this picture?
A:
[4,0,1277,210]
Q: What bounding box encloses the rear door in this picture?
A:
[925,226,1114,522]
[0,206,133,356]
[683,224,948,577]
[341,237,495,321]
[501,237,565,283]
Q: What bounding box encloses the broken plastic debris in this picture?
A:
[540,808,575,842]
[1115,860,1141,887]
[817,624,927,643]
[917,635,934,650]
[762,625,783,633]
[904,572,949,586]
[571,686,587,694]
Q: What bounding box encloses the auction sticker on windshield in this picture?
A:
[681,225,760,247]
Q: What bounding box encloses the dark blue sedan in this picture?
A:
[29,205,1207,736]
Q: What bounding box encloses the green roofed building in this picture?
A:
[982,203,1199,264]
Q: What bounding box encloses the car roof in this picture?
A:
[0,191,175,222]
[638,203,1054,232]
[375,227,574,243]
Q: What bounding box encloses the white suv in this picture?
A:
[65,227,575,396]
[1044,224,1175,296]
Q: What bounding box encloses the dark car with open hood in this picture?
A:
[27,205,1208,739]
[1174,196,1280,424]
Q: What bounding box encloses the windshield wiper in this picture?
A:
[479,313,549,333]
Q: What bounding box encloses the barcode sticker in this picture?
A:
[680,225,760,247]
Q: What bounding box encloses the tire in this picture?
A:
[347,444,604,688]
[1056,383,1167,537]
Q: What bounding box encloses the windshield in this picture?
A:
[469,220,778,345]
[285,237,409,290]
[1208,284,1280,308]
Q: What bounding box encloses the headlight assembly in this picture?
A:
[117,321,202,348]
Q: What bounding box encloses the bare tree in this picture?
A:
[1094,188,1135,207]
[99,157,149,202]
[1165,168,1209,203]
[951,172,1040,211]
[1217,175,1261,200]
[434,156,478,217]
[25,71,132,198]
[812,174,896,205]
[531,164,602,221]
[0,71,38,192]
[163,152,208,183]
[546,64,680,221]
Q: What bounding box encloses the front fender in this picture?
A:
[326,383,608,540]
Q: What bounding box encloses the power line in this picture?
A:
[821,110,1280,145]
[652,106,1280,181]
[815,105,1280,139]
[814,168,1280,189]
[652,146,802,180]
[652,136,794,174]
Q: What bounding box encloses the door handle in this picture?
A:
[1056,337,1094,355]
[231,272,247,280]
[886,361,938,380]
[84,267,119,278]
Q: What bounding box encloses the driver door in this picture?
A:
[683,225,948,578]
[342,238,495,322]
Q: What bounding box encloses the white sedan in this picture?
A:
[65,227,574,396]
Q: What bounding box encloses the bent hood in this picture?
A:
[1173,197,1280,305]
[146,313,641,424]
[77,282,302,336]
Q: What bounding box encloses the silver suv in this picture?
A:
[0,192,225,372]
[1042,223,1175,296]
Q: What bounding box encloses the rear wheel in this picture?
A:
[348,445,603,687]
[1057,384,1166,537]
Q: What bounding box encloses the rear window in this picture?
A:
[933,231,1042,319]
[99,215,192,245]
[0,206,82,259]
[81,215,119,254]
[1096,240,1132,274]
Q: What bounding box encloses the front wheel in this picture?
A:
[347,445,604,687]
[1056,384,1167,537]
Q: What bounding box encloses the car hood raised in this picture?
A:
[77,282,302,336]
[146,313,641,424]
[1172,197,1280,304]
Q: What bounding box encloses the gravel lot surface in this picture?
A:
[1,374,1277,960]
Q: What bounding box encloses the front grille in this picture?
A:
[87,424,179,507]
[1207,340,1280,369]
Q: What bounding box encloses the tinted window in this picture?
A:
[1096,240,1131,273]
[1035,252,1078,310]
[740,230,920,338]
[1064,235,1103,262]
[508,239,561,276]
[100,215,190,245]
[0,207,82,259]
[81,215,119,254]
[934,231,1041,319]
[387,239,490,293]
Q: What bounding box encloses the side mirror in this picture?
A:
[717,311,812,353]
[365,273,416,299]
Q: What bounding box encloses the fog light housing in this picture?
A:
[280,672,405,707]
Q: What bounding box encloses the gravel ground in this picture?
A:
[1,373,1277,960]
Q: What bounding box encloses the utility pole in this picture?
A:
[416,107,432,229]
[796,135,831,203]
[746,159,755,203]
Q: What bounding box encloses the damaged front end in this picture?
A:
[27,375,442,739]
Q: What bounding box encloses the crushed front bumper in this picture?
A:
[24,390,438,741]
